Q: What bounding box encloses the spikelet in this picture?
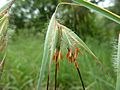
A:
[112,38,118,73]
[115,34,120,90]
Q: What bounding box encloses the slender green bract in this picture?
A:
[37,13,56,90]
[73,0,120,24]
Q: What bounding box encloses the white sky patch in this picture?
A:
[0,0,114,10]
[0,0,9,8]
[98,0,114,8]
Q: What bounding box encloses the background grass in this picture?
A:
[0,31,117,90]
[0,0,119,90]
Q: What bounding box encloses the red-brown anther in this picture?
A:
[53,50,59,61]
[53,50,63,62]
[66,48,72,60]
[71,56,75,62]
[58,51,63,60]
[75,61,79,68]
[74,48,79,60]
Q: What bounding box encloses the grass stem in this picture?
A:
[46,74,50,90]
[55,63,58,90]
[76,67,85,90]
[54,1,120,24]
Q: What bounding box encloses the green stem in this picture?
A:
[76,67,85,90]
[55,63,58,90]
[73,0,120,24]
[46,74,50,90]
[54,1,120,24]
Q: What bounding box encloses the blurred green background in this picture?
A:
[0,0,120,90]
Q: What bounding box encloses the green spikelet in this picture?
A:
[116,34,120,90]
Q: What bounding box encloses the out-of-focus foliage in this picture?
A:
[113,0,120,15]
[111,0,120,33]
[102,0,120,37]
[10,0,100,32]
[1,0,120,89]
[9,0,117,42]
[56,0,112,41]
[57,5,98,40]
[10,0,58,33]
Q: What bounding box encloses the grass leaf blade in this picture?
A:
[73,0,120,24]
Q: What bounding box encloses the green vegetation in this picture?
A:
[0,32,44,90]
[0,0,120,90]
[0,32,116,90]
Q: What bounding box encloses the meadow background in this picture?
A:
[0,0,120,90]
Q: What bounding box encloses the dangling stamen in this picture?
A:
[66,48,73,62]
[66,47,85,90]
[74,48,79,60]
[52,49,63,90]
[75,62,85,90]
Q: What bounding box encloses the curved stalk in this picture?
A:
[73,0,120,24]
[54,1,120,24]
